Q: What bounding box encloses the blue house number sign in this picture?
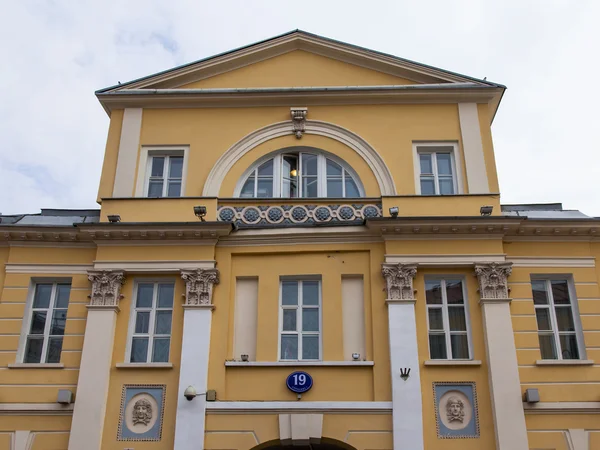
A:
[286,371,313,394]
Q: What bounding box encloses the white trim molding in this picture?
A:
[523,401,600,414]
[423,360,482,366]
[507,257,596,268]
[458,103,489,194]
[202,120,396,197]
[116,362,174,369]
[93,260,216,272]
[535,359,594,366]
[385,254,505,267]
[224,361,374,367]
[7,363,65,369]
[113,108,143,197]
[0,403,74,416]
[4,264,94,274]
[206,401,392,414]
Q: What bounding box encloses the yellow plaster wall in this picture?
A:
[381,194,501,217]
[97,109,124,202]
[99,197,218,222]
[95,244,215,262]
[180,50,418,89]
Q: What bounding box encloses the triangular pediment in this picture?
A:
[98,30,501,93]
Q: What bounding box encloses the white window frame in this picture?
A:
[234,150,365,199]
[278,278,322,361]
[531,275,585,360]
[134,146,189,198]
[425,277,473,360]
[413,142,464,195]
[125,280,175,364]
[17,279,71,364]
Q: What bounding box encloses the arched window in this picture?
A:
[237,150,364,198]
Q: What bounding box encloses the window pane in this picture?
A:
[56,284,71,308]
[539,334,557,359]
[155,311,172,335]
[302,177,318,197]
[555,307,575,332]
[420,177,436,195]
[158,284,174,308]
[257,159,273,176]
[281,335,298,360]
[302,154,318,175]
[33,284,52,308]
[532,281,548,305]
[151,157,165,177]
[130,337,149,362]
[257,178,273,198]
[50,309,67,335]
[439,178,455,195]
[436,153,453,175]
[327,179,343,198]
[152,338,170,362]
[448,307,467,331]
[24,337,43,363]
[446,280,464,304]
[559,334,580,360]
[282,281,298,305]
[169,156,183,178]
[136,284,154,308]
[148,181,163,197]
[302,335,319,360]
[283,309,297,331]
[450,334,469,359]
[425,280,442,304]
[429,334,447,359]
[135,311,150,334]
[535,308,552,331]
[167,181,181,197]
[240,178,255,198]
[46,337,63,363]
[344,176,360,198]
[326,159,343,176]
[302,309,319,331]
[551,280,571,304]
[29,311,47,334]
[419,154,432,174]
[303,281,319,305]
[428,308,443,330]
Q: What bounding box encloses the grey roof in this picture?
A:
[501,203,592,219]
[0,209,100,226]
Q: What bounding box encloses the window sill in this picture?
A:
[424,360,482,367]
[116,363,173,369]
[7,363,65,369]
[535,359,594,366]
[225,361,374,367]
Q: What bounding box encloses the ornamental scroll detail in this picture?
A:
[88,270,125,307]
[290,107,307,139]
[474,263,512,300]
[180,268,220,306]
[381,263,417,301]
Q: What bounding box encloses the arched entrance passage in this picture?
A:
[250,438,358,450]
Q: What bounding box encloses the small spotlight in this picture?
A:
[241,354,249,362]
[352,353,360,361]
[193,205,207,222]
[480,205,493,216]
[389,207,399,218]
[107,215,121,223]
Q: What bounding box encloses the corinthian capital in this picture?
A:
[474,263,512,300]
[180,268,220,306]
[87,270,125,307]
[382,263,417,302]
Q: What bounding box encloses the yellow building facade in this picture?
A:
[1,30,599,450]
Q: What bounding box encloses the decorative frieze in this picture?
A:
[180,268,220,306]
[87,270,125,307]
[474,263,512,300]
[290,107,307,139]
[381,263,417,302]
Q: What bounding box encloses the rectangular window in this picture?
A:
[417,146,457,195]
[128,282,175,363]
[425,278,471,360]
[23,282,71,363]
[146,154,183,198]
[532,278,583,360]
[279,279,321,361]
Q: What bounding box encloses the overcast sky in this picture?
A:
[1,1,598,216]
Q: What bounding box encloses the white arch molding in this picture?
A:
[202,120,397,197]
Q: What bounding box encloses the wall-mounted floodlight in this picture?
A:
[389,207,399,218]
[107,215,121,223]
[352,353,360,361]
[241,354,249,362]
[480,205,493,216]
[193,206,207,222]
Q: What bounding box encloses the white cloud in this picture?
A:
[1,0,598,215]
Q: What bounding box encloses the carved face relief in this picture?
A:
[445,396,465,423]
[132,398,153,426]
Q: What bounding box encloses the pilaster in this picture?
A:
[475,263,528,450]
[381,263,423,450]
[174,268,219,450]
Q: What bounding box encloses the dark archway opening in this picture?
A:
[250,438,358,450]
